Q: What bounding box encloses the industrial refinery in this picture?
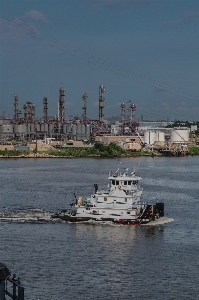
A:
[0,84,198,155]
[0,85,139,141]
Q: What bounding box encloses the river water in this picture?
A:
[0,156,198,300]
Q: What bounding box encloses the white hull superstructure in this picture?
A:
[52,166,164,225]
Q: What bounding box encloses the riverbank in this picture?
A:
[0,145,198,158]
[0,143,199,158]
[0,142,154,158]
[0,150,152,158]
[187,146,199,155]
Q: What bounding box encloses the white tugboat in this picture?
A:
[52,166,164,225]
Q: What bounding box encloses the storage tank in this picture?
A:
[66,124,72,133]
[27,123,35,133]
[49,123,54,132]
[144,130,156,145]
[36,123,41,132]
[86,124,91,135]
[1,124,13,133]
[77,124,82,135]
[81,124,86,135]
[44,123,49,133]
[14,124,27,134]
[156,131,165,142]
[72,124,77,136]
[63,124,67,134]
[170,128,189,143]
[40,123,45,132]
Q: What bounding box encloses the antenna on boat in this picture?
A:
[125,168,129,175]
[118,159,121,169]
[133,162,140,175]
[74,193,78,204]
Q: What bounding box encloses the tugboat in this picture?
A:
[51,166,164,225]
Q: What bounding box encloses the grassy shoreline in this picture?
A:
[0,150,152,158]
[0,147,199,159]
[187,146,199,155]
[0,145,198,158]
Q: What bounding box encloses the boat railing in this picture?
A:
[97,190,109,195]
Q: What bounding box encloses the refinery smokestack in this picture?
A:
[99,84,105,122]
[43,97,48,123]
[82,93,88,122]
[14,94,18,122]
[13,94,21,123]
[58,87,65,123]
[121,103,126,135]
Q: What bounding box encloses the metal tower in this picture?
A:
[23,102,35,122]
[43,97,48,123]
[129,102,137,133]
[99,84,105,122]
[14,94,18,122]
[129,102,136,122]
[120,103,126,135]
[82,93,88,122]
[58,87,65,123]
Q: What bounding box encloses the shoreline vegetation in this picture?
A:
[0,143,199,158]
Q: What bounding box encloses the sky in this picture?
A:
[0,0,199,122]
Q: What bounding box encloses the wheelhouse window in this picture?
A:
[127,212,130,214]
[133,180,138,185]
[124,181,127,185]
[125,198,127,202]
[116,180,119,185]
[104,197,107,201]
[112,180,115,185]
[128,181,132,185]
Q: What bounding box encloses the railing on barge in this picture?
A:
[0,262,24,300]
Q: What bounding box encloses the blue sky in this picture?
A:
[0,0,199,121]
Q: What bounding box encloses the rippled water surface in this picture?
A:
[0,157,199,300]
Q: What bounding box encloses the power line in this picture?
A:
[1,17,199,103]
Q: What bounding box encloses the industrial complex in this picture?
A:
[0,85,198,155]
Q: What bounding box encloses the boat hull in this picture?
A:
[51,203,164,225]
[51,214,156,225]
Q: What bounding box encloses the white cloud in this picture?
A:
[24,10,47,22]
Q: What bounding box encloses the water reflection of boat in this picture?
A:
[51,165,164,225]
